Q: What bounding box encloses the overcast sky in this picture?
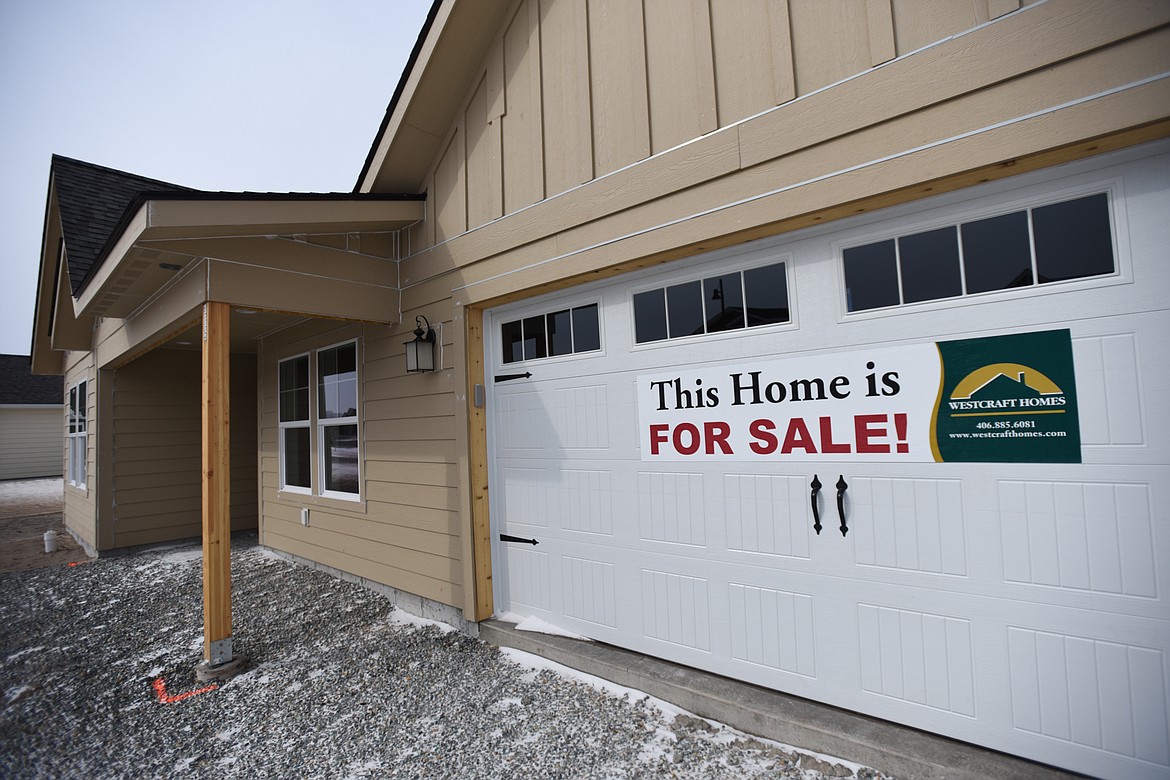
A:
[0,0,433,357]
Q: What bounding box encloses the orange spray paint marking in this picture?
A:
[67,561,90,567]
[152,677,217,704]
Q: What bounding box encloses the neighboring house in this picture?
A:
[28,2,1170,778]
[0,354,63,480]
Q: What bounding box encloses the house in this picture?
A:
[0,354,63,480]
[29,1,1170,777]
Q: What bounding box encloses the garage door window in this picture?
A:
[634,261,790,343]
[844,192,1114,312]
[501,303,600,364]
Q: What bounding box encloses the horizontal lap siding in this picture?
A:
[258,318,463,609]
[0,408,63,479]
[110,349,257,549]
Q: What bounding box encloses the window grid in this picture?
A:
[633,261,790,345]
[843,192,1114,313]
[1025,205,1039,287]
[955,229,969,297]
[502,303,601,364]
[893,240,906,307]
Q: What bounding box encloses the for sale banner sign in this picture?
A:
[637,329,1080,463]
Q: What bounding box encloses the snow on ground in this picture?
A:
[0,534,890,779]
[498,611,592,641]
[0,478,62,519]
[386,606,457,634]
[160,549,203,566]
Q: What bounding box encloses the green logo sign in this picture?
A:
[933,329,1080,463]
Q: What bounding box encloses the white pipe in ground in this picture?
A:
[43,530,57,554]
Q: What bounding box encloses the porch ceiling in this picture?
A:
[163,308,310,355]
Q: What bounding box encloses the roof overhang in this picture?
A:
[357,0,512,194]
[31,193,424,373]
[73,195,424,319]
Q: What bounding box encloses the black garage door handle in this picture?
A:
[810,475,823,535]
[836,475,849,537]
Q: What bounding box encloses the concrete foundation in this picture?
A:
[195,656,247,682]
[265,547,479,638]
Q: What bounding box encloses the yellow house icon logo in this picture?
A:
[947,362,1067,415]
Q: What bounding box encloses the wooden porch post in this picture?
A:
[200,301,233,670]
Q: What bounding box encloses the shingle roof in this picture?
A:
[50,155,192,297]
[0,354,63,405]
[48,156,425,298]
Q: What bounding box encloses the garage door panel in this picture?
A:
[640,567,712,653]
[1006,626,1170,769]
[1070,311,1169,464]
[504,545,552,612]
[488,144,1170,779]
[850,476,968,576]
[1000,478,1157,598]
[549,384,611,449]
[636,470,707,546]
[722,473,812,558]
[728,581,817,678]
[495,390,554,453]
[1074,331,1145,446]
[859,603,977,718]
[562,555,619,628]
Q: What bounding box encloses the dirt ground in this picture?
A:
[0,478,89,572]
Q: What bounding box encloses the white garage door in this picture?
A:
[485,143,1170,779]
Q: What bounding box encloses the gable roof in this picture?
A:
[51,155,193,296]
[0,354,63,405]
[356,0,511,194]
[354,0,444,192]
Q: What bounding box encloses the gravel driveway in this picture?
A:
[0,535,887,779]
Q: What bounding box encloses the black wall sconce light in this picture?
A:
[404,315,437,373]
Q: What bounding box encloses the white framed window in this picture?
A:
[278,341,360,499]
[278,354,311,494]
[67,380,87,488]
[317,342,359,498]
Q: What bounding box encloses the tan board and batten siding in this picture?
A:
[348,0,1170,619]
[0,408,62,479]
